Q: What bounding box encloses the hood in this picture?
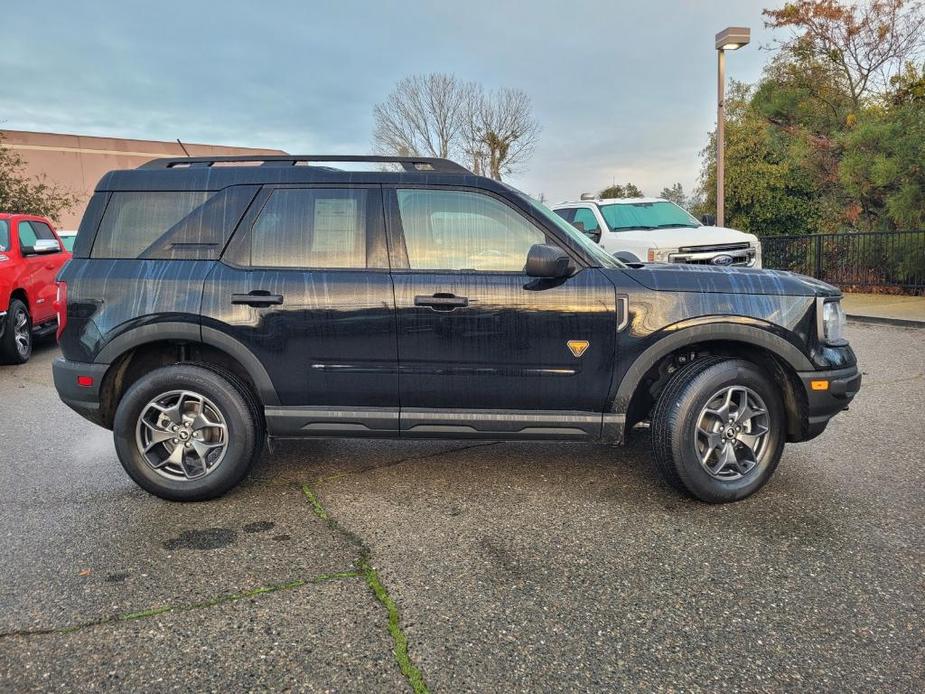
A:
[613,263,841,297]
[614,225,756,248]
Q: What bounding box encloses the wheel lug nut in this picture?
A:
[172,438,179,443]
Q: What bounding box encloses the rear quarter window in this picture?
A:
[90,188,257,260]
[0,221,8,252]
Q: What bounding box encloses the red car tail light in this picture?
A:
[55,281,67,341]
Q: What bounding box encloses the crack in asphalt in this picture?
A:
[0,571,360,640]
[301,482,430,694]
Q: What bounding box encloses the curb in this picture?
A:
[847,314,925,329]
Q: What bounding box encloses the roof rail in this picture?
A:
[138,154,471,174]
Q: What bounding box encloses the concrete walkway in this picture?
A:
[842,293,925,327]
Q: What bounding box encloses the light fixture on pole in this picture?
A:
[714,26,750,228]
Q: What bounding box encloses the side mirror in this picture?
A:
[700,214,716,226]
[34,239,61,254]
[20,245,36,256]
[525,244,572,278]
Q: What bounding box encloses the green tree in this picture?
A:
[599,182,643,198]
[0,135,78,223]
[839,65,925,229]
[659,182,687,207]
[698,82,823,235]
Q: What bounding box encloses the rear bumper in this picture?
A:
[52,357,109,428]
[796,365,861,440]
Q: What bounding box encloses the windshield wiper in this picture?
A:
[611,225,656,230]
[654,223,697,229]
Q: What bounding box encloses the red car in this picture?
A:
[0,213,71,364]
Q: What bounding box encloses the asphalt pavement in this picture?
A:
[1,323,922,692]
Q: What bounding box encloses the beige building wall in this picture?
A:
[1,130,286,229]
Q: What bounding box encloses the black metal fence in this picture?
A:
[760,230,925,293]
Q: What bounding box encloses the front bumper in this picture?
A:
[52,357,109,428]
[796,364,861,440]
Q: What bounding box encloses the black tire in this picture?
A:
[113,364,263,501]
[0,299,32,364]
[651,357,786,503]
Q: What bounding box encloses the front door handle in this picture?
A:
[231,290,284,307]
[414,293,469,311]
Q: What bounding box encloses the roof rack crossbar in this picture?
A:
[139,154,470,174]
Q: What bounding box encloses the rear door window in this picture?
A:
[246,188,371,269]
[0,220,9,252]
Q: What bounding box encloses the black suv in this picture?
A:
[53,155,860,503]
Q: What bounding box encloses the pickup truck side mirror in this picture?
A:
[700,213,716,226]
[572,221,601,244]
[33,239,62,254]
[525,244,572,278]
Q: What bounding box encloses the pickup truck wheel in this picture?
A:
[0,299,32,364]
[112,364,263,501]
[651,357,785,503]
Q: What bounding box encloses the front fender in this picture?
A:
[610,318,814,417]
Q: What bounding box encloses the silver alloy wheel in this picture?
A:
[13,308,30,357]
[135,390,228,481]
[694,385,770,480]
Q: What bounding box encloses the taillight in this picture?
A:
[55,281,67,341]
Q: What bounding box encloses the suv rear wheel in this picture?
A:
[113,364,263,501]
[0,299,32,364]
[651,357,785,503]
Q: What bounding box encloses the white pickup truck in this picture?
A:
[552,197,762,268]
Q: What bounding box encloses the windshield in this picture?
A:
[509,190,623,268]
[0,221,8,252]
[599,201,700,231]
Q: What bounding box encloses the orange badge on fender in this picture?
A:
[567,340,589,357]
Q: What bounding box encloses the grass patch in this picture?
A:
[301,483,329,520]
[1,571,359,639]
[360,559,430,694]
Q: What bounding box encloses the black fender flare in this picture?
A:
[94,320,279,405]
[611,320,813,416]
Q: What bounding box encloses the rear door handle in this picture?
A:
[231,290,284,307]
[414,293,469,311]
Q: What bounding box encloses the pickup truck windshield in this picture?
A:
[599,201,700,231]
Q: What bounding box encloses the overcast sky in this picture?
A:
[2,0,778,202]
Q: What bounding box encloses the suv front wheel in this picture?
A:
[113,364,263,501]
[651,357,786,503]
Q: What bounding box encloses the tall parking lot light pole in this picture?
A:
[714,26,750,228]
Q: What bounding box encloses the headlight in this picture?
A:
[647,248,675,263]
[817,298,847,344]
